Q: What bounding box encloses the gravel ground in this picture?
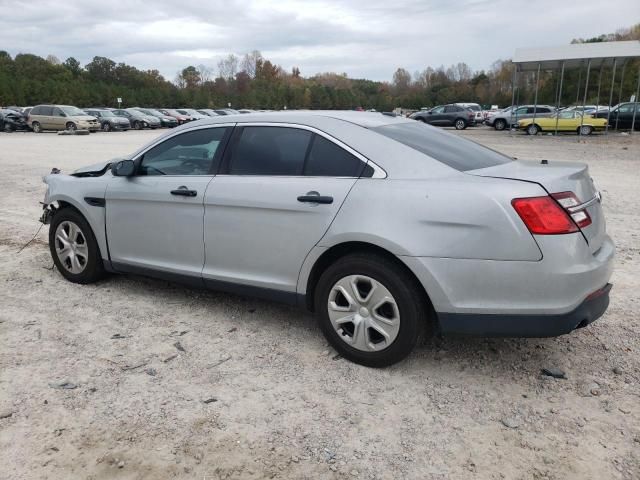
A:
[0,127,638,480]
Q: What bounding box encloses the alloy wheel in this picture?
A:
[54,221,88,274]
[327,275,400,352]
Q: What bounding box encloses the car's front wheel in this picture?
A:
[526,124,540,135]
[315,253,428,367]
[579,125,593,136]
[66,122,77,131]
[454,119,467,130]
[49,208,105,284]
[103,122,111,132]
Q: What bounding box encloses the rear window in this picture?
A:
[373,122,512,171]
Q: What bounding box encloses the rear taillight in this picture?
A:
[511,196,578,234]
[551,191,592,228]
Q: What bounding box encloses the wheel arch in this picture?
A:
[47,192,109,262]
[302,241,436,320]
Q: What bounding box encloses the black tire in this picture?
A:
[314,253,429,368]
[526,124,540,136]
[454,118,467,130]
[32,121,42,133]
[494,119,507,131]
[578,125,593,136]
[49,208,105,284]
[103,122,111,132]
[66,122,77,131]
[3,123,13,132]
[133,121,142,130]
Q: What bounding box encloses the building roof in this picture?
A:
[513,40,640,71]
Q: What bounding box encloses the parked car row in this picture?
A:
[407,101,639,135]
[0,105,257,133]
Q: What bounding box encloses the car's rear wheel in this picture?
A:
[103,122,111,132]
[133,121,142,130]
[31,121,42,133]
[579,125,593,136]
[494,119,507,131]
[66,122,77,131]
[454,119,467,130]
[526,124,540,135]
[49,208,105,284]
[3,123,12,132]
[315,253,428,367]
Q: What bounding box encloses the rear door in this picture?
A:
[39,106,54,129]
[52,107,66,130]
[203,124,369,295]
[105,126,231,279]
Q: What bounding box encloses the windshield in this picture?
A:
[99,111,115,117]
[465,105,481,111]
[61,106,87,116]
[373,122,512,172]
[146,109,163,116]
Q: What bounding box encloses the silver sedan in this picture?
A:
[40,111,614,367]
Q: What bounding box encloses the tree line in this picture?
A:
[0,24,637,111]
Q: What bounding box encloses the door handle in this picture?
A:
[171,186,197,197]
[297,194,333,204]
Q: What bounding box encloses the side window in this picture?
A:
[229,126,312,175]
[431,106,444,114]
[31,106,41,115]
[52,107,65,117]
[514,107,528,115]
[618,104,633,113]
[537,107,550,113]
[41,106,53,116]
[139,128,228,176]
[444,106,455,113]
[304,135,365,177]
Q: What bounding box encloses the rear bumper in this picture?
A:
[438,283,611,337]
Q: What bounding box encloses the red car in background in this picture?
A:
[160,108,192,125]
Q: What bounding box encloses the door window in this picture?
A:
[52,107,65,117]
[228,126,312,175]
[430,106,445,114]
[618,104,634,113]
[303,135,366,177]
[139,128,228,176]
[40,106,53,116]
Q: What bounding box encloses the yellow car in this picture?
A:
[518,111,607,135]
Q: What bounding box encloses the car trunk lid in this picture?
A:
[467,160,606,254]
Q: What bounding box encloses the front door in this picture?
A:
[203,125,370,296]
[105,126,230,280]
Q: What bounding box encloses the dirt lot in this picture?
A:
[0,127,639,480]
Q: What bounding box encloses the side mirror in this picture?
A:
[111,159,135,177]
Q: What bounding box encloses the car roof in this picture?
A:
[181,110,412,129]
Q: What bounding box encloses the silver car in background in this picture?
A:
[40,112,614,367]
[486,104,556,130]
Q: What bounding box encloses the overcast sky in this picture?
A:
[1,0,638,81]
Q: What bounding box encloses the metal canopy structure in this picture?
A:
[510,40,640,135]
[513,41,640,71]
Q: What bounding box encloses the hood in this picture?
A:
[144,115,160,122]
[72,158,121,175]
